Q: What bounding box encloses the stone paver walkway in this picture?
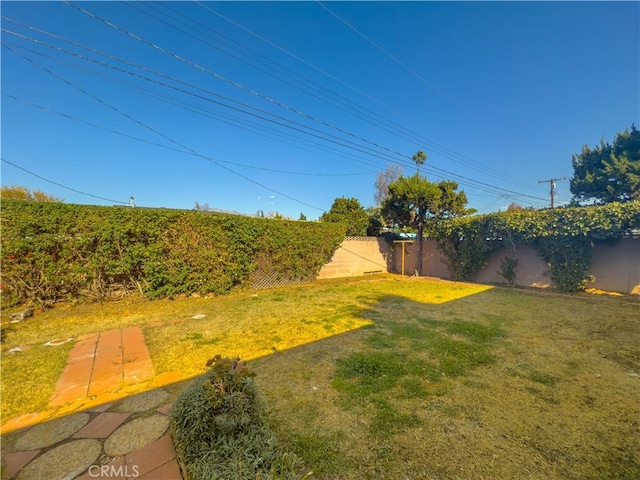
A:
[1,326,185,479]
[2,390,182,480]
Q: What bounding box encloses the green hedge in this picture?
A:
[0,201,346,307]
[429,201,640,292]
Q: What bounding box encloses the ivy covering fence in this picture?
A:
[429,201,640,292]
[0,201,346,307]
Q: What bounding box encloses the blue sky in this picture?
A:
[2,1,638,219]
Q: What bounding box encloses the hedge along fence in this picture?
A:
[0,201,346,308]
[429,201,640,292]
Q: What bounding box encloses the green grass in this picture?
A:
[1,343,72,420]
[2,275,639,479]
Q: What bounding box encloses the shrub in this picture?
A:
[170,356,306,480]
[430,201,640,292]
[536,236,594,293]
[498,256,519,287]
[0,201,346,307]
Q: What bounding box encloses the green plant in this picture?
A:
[528,370,559,386]
[170,355,304,480]
[430,201,640,291]
[436,227,502,281]
[0,201,345,307]
[536,235,595,292]
[382,169,471,276]
[570,125,640,204]
[320,197,369,236]
[498,256,519,286]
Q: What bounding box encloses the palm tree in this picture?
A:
[412,151,427,177]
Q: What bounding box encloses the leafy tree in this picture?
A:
[570,125,640,204]
[374,164,403,205]
[366,206,385,236]
[299,212,307,221]
[382,175,470,275]
[1,185,62,202]
[320,197,369,236]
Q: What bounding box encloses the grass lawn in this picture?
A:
[2,275,639,479]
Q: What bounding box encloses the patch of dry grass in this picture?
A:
[2,275,638,479]
[0,275,486,424]
[252,285,640,479]
[1,343,73,421]
[142,277,492,379]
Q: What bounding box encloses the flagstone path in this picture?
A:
[1,326,186,479]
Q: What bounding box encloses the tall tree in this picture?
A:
[320,197,369,236]
[366,206,385,236]
[0,185,62,202]
[374,164,403,205]
[382,175,470,275]
[413,150,427,176]
[570,125,640,204]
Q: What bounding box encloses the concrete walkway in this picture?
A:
[1,327,184,480]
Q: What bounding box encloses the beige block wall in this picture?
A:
[392,239,449,278]
[591,237,640,294]
[390,236,639,294]
[475,244,551,288]
[317,237,393,279]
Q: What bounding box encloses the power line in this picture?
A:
[3,14,544,196]
[2,18,409,174]
[195,2,536,192]
[1,158,129,204]
[124,0,392,133]
[315,1,472,119]
[3,43,327,212]
[62,2,540,193]
[3,15,550,206]
[62,1,413,165]
[3,31,547,208]
[4,93,373,178]
[1,29,402,169]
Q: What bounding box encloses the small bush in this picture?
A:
[498,255,519,286]
[170,356,306,480]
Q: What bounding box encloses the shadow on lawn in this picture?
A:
[5,285,639,479]
[250,290,640,480]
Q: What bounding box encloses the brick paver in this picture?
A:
[2,450,40,480]
[73,412,131,439]
[124,434,176,477]
[137,460,182,480]
[122,327,154,384]
[50,334,99,406]
[50,327,154,407]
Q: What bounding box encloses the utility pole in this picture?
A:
[538,177,566,209]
